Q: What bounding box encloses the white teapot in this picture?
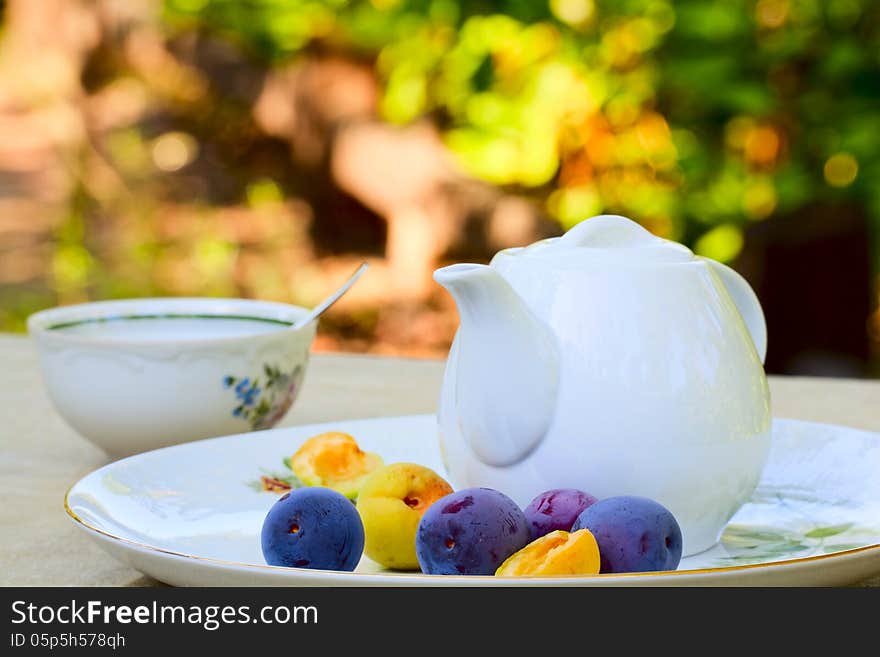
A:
[433,215,771,556]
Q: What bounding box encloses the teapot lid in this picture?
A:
[493,215,695,267]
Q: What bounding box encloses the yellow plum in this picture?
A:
[495,529,601,577]
[290,432,383,500]
[357,462,454,570]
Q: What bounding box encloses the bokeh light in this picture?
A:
[824,153,859,188]
[550,0,595,26]
[695,225,745,264]
[151,132,197,172]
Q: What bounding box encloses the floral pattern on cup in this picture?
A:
[224,363,304,431]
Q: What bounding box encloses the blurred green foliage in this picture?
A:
[164,0,880,263]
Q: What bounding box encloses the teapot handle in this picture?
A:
[705,260,767,364]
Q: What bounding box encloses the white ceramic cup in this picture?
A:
[28,298,317,457]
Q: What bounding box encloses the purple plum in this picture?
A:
[416,488,531,575]
[261,486,364,571]
[524,488,598,540]
[571,496,682,573]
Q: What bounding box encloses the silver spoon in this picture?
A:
[292,262,369,329]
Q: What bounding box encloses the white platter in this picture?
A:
[65,415,880,586]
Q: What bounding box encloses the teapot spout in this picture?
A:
[434,264,559,467]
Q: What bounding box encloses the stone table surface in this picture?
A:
[0,333,878,586]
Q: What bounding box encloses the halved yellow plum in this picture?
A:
[290,432,383,500]
[495,529,600,577]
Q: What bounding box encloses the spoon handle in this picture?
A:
[294,262,369,329]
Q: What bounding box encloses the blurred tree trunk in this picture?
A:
[255,57,557,305]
